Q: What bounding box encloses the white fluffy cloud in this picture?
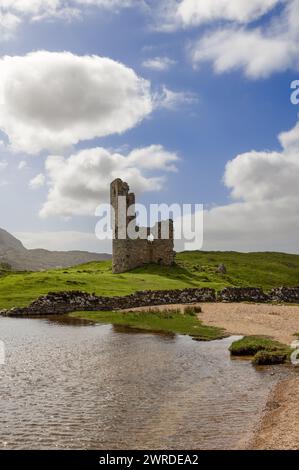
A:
[142,56,176,71]
[39,145,179,217]
[150,0,299,78]
[201,120,299,252]
[153,0,283,31]
[0,51,153,154]
[188,0,299,78]
[176,0,281,26]
[189,26,299,79]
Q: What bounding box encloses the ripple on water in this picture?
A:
[0,316,290,450]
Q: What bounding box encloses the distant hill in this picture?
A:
[0,228,111,271]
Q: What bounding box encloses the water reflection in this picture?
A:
[0,317,290,450]
[112,323,176,339]
[41,315,95,327]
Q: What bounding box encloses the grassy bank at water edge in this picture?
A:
[229,336,292,365]
[71,307,227,341]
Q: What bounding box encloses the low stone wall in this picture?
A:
[0,288,216,317]
[2,285,299,317]
[268,287,299,303]
[218,286,299,303]
[218,287,269,303]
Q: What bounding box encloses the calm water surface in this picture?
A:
[0,316,289,449]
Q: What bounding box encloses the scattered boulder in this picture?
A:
[217,263,227,274]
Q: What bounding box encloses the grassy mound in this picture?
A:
[229,336,292,365]
[252,350,290,365]
[2,251,299,310]
[71,306,226,341]
[229,336,287,356]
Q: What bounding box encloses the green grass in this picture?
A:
[2,251,299,310]
[71,307,226,341]
[229,335,292,365]
[252,350,290,365]
[229,336,287,356]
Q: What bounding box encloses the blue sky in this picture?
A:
[0,0,299,253]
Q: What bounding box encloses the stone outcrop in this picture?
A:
[218,287,269,303]
[217,263,227,274]
[111,179,175,273]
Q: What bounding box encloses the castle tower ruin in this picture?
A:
[111,178,175,274]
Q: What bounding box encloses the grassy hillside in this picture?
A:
[1,251,299,310]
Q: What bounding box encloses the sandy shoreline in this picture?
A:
[199,303,299,449]
[247,375,299,449]
[128,301,299,344]
[199,302,299,345]
[126,302,299,449]
[201,302,299,449]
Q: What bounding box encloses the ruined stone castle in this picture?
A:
[111,178,175,274]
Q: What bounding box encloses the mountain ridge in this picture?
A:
[0,228,111,271]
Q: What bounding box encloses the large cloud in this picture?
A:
[18,121,299,253]
[39,145,179,217]
[188,0,299,78]
[0,51,153,154]
[149,1,299,78]
[201,120,299,252]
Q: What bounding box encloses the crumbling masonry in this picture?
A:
[111,178,175,274]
